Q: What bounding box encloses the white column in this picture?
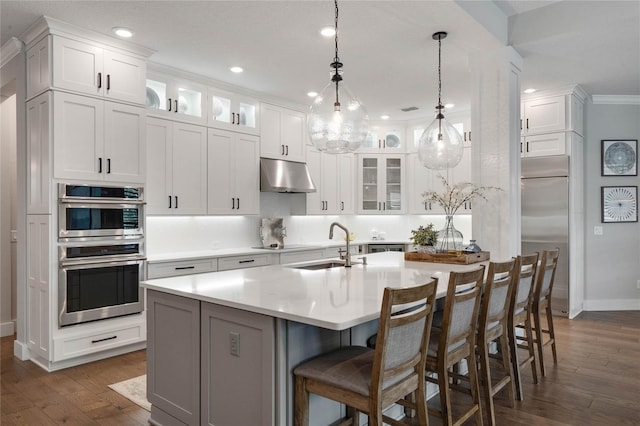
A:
[469,47,522,260]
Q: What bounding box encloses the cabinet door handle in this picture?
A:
[232,112,236,124]
[239,259,255,264]
[98,157,102,173]
[107,158,111,174]
[231,198,235,209]
[468,131,471,141]
[526,141,530,153]
[424,201,428,211]
[106,74,111,91]
[341,201,344,211]
[520,118,522,130]
[97,72,102,89]
[175,266,195,270]
[236,198,240,210]
[168,98,172,111]
[175,196,178,209]
[91,335,117,344]
[464,132,467,142]
[383,201,386,210]
[169,196,172,208]
[174,99,178,113]
[285,145,289,156]
[281,144,285,155]
[520,142,523,153]
[526,118,529,129]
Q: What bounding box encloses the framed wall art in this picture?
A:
[601,186,638,223]
[601,139,637,176]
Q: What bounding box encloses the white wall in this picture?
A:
[146,192,472,255]
[583,101,640,310]
[1,92,18,336]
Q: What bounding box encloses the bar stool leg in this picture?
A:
[546,304,558,365]
[533,306,546,377]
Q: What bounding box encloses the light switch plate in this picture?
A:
[594,226,603,235]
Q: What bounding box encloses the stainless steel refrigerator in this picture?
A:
[521,155,569,316]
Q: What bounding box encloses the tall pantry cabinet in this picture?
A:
[22,16,153,370]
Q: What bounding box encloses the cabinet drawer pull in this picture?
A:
[106,74,111,91]
[239,259,255,264]
[97,72,102,89]
[107,158,111,174]
[175,266,196,270]
[168,98,172,112]
[92,335,117,344]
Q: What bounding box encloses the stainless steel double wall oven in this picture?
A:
[57,184,146,326]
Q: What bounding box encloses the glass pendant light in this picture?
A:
[418,32,464,170]
[308,0,368,154]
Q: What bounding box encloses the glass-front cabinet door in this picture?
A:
[208,89,258,135]
[146,73,206,124]
[358,155,405,214]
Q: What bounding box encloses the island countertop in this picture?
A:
[141,251,486,331]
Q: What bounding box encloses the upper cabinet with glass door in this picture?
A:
[208,88,259,135]
[359,122,406,153]
[146,72,207,124]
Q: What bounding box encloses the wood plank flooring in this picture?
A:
[1,311,639,425]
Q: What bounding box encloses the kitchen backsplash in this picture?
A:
[146,194,472,254]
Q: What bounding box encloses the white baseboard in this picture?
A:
[583,299,640,311]
[13,339,30,360]
[1,320,15,337]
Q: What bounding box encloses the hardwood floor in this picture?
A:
[1,311,639,425]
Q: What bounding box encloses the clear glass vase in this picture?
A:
[438,215,463,252]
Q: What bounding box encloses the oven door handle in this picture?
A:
[60,256,147,268]
[59,199,146,205]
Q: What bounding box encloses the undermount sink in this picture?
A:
[289,261,347,270]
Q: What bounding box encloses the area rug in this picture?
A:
[108,374,151,411]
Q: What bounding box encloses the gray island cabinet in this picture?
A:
[143,252,481,425]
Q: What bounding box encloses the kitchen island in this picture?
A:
[142,251,485,426]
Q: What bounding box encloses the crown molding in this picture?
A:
[1,37,24,68]
[522,84,587,102]
[591,95,640,105]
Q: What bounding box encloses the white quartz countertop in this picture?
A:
[141,251,485,331]
[146,239,410,263]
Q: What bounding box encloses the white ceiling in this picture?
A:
[1,1,638,121]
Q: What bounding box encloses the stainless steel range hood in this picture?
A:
[260,158,316,193]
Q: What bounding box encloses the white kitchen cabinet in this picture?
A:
[260,103,305,162]
[209,88,259,135]
[358,154,405,214]
[49,35,146,104]
[26,214,51,361]
[146,72,207,124]
[52,91,146,183]
[306,147,355,215]
[217,253,276,271]
[26,36,50,99]
[146,118,207,215]
[361,122,406,152]
[26,92,52,214]
[521,95,566,135]
[207,128,260,215]
[521,132,583,158]
[147,258,218,279]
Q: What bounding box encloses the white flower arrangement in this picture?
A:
[422,174,502,216]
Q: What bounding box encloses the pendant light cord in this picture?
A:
[333,0,341,109]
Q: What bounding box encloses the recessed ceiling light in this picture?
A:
[112,27,134,38]
[230,66,243,73]
[523,88,536,94]
[380,115,390,120]
[320,27,336,37]
[444,103,454,109]
[307,91,318,98]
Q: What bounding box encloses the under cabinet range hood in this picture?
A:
[260,158,316,193]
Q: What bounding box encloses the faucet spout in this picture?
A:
[329,222,352,267]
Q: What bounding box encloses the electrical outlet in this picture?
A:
[229,332,240,357]
[594,226,603,235]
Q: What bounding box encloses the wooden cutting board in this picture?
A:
[404,251,490,265]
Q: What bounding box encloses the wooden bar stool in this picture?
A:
[476,259,517,425]
[425,267,485,426]
[508,253,539,400]
[293,280,438,426]
[531,248,560,376]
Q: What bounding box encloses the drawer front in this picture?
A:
[218,254,275,271]
[54,322,144,361]
[279,250,326,264]
[147,258,217,278]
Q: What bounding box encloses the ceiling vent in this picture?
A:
[401,106,419,112]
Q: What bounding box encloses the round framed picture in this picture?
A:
[601,140,637,176]
[601,186,638,223]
